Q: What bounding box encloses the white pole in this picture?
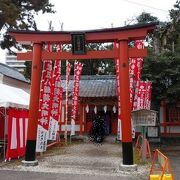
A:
[70,61,77,140]
[141,126,147,162]
[4,107,7,160]
[64,60,68,145]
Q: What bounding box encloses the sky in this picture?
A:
[0,0,177,63]
[35,0,177,31]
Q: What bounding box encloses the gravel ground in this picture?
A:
[1,136,150,179]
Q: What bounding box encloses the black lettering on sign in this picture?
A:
[72,33,86,55]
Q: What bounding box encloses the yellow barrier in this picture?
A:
[150,174,173,180]
[149,149,174,180]
[162,174,173,180]
[150,174,161,180]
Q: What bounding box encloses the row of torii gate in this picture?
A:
[9,22,157,167]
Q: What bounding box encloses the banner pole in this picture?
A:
[64,60,68,145]
[4,107,7,160]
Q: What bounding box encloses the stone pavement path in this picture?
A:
[0,136,149,179]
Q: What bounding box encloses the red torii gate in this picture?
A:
[9,22,156,166]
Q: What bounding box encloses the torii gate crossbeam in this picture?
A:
[9,22,157,167]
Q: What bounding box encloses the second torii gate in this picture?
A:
[9,22,157,167]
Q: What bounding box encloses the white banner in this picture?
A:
[48,116,59,140]
[36,125,48,152]
[117,119,122,141]
[70,119,75,136]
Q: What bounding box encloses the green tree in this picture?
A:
[60,43,115,76]
[139,1,180,103]
[142,50,180,103]
[0,0,55,79]
[136,12,158,23]
[23,61,32,80]
[81,43,115,75]
[0,0,54,51]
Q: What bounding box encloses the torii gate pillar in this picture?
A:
[22,43,42,165]
[119,40,133,165]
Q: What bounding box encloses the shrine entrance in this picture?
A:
[9,22,156,166]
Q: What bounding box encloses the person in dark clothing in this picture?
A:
[89,114,106,143]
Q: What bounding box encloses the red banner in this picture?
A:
[135,40,144,82]
[64,61,72,137]
[129,40,144,110]
[36,49,53,152]
[114,42,121,112]
[144,81,152,110]
[133,81,152,110]
[114,42,122,140]
[38,60,53,130]
[138,81,146,110]
[5,108,28,161]
[48,44,63,140]
[71,62,83,135]
[132,40,152,111]
[66,61,72,85]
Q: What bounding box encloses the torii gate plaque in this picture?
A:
[9,22,156,167]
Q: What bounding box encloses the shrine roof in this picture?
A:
[0,63,30,83]
[61,75,116,97]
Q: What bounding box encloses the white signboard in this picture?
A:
[147,126,159,137]
[132,109,157,127]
